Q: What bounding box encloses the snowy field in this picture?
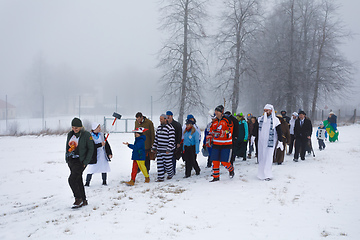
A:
[0,124,359,240]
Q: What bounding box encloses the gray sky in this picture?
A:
[0,0,359,117]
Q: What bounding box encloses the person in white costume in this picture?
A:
[85,123,113,186]
[257,104,283,181]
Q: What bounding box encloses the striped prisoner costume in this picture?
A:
[152,123,175,180]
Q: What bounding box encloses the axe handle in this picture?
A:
[105,133,110,142]
[111,118,117,126]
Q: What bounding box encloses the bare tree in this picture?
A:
[212,0,264,113]
[310,0,353,120]
[258,0,353,117]
[157,0,209,124]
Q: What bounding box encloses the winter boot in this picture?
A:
[102,173,107,185]
[145,177,150,183]
[209,178,220,182]
[229,170,235,178]
[72,198,83,209]
[125,180,135,186]
[85,174,92,187]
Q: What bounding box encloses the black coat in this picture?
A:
[170,119,182,145]
[227,115,239,140]
[294,118,312,139]
[89,134,113,164]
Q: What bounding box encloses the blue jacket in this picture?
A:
[238,120,248,142]
[128,135,146,160]
[183,128,200,154]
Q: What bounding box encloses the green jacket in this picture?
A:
[65,128,94,166]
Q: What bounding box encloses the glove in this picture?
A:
[244,139,247,142]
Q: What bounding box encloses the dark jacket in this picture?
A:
[128,135,146,160]
[251,120,259,138]
[294,117,312,139]
[170,119,182,145]
[228,115,239,141]
[278,118,291,144]
[66,128,94,166]
[135,116,155,150]
[89,133,112,164]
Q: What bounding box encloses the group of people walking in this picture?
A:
[65,106,337,208]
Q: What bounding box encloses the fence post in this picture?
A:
[354,109,357,124]
[338,109,340,122]
[125,119,128,133]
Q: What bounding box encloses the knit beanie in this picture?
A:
[71,118,82,127]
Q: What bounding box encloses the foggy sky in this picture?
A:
[0,0,359,118]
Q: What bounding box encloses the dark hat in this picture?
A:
[166,111,173,116]
[185,119,195,125]
[298,110,306,115]
[71,117,82,127]
[215,105,224,113]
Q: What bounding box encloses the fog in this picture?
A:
[0,0,359,122]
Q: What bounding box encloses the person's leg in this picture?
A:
[85,174,92,186]
[300,138,306,160]
[220,148,234,176]
[145,150,151,173]
[212,161,220,180]
[68,159,86,200]
[172,152,177,175]
[130,160,139,181]
[102,173,107,185]
[210,148,220,181]
[294,139,300,161]
[156,153,165,181]
[136,160,149,178]
[164,152,174,179]
[183,147,191,177]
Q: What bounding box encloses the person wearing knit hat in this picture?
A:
[66,117,94,208]
[71,117,82,127]
[257,104,282,181]
[84,123,113,187]
[208,105,235,182]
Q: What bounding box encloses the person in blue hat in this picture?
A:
[182,114,201,140]
[182,119,201,178]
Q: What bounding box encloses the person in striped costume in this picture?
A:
[208,105,235,182]
[151,114,176,182]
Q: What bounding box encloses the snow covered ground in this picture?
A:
[0,124,359,240]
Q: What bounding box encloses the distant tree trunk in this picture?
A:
[157,0,208,124]
[286,0,296,113]
[213,0,263,114]
[179,1,189,124]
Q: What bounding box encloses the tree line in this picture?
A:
[157,0,354,123]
